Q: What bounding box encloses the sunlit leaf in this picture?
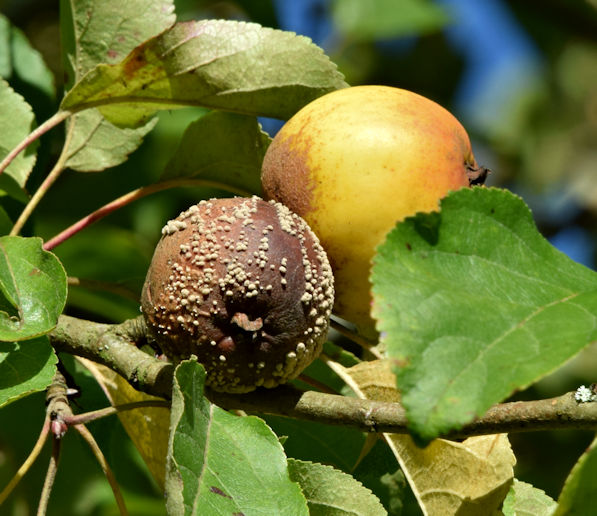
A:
[0,236,67,341]
[165,360,308,515]
[63,110,157,172]
[0,336,57,408]
[60,0,175,171]
[287,459,386,516]
[162,110,270,196]
[554,434,597,516]
[61,19,348,127]
[0,79,37,187]
[372,187,597,441]
[346,360,516,515]
[503,479,557,516]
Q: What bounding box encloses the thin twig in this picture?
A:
[10,116,77,236]
[0,110,71,176]
[43,178,253,250]
[11,161,65,236]
[64,400,170,426]
[36,436,61,516]
[0,418,50,506]
[74,424,128,516]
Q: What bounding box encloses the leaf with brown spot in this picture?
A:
[61,0,175,171]
[61,19,348,128]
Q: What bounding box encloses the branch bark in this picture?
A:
[50,315,597,438]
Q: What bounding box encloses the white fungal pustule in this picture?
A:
[141,196,334,393]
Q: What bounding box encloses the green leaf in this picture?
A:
[554,435,597,515]
[332,0,449,39]
[165,360,308,516]
[0,78,37,187]
[502,480,557,516]
[63,110,157,172]
[60,0,175,171]
[0,336,57,408]
[161,111,270,196]
[61,19,348,127]
[371,187,597,441]
[0,236,67,341]
[287,459,387,516]
[0,14,55,97]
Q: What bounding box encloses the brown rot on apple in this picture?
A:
[141,196,334,393]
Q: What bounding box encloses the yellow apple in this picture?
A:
[261,85,487,336]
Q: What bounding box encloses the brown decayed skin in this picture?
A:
[141,197,334,393]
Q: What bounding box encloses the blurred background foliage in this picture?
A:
[0,0,596,514]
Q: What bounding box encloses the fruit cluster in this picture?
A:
[142,85,486,391]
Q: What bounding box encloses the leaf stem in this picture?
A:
[36,436,61,516]
[0,110,71,177]
[10,117,76,236]
[43,178,253,250]
[64,400,170,426]
[74,424,128,516]
[0,418,50,506]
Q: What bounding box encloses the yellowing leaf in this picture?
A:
[61,19,348,127]
[80,358,170,489]
[386,434,514,516]
[61,0,175,171]
[345,360,516,516]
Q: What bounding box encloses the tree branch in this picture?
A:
[50,315,174,399]
[49,315,597,438]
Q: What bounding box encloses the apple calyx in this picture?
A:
[466,163,490,186]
